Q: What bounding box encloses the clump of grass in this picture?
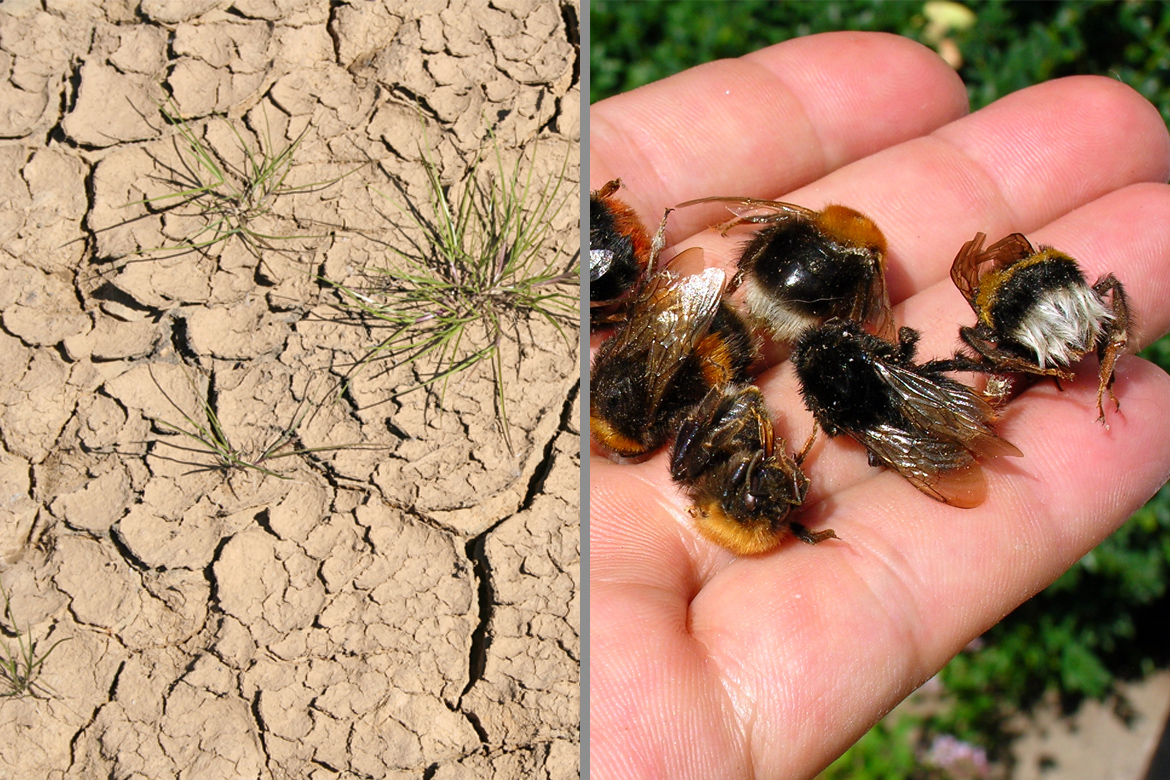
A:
[131,97,357,259]
[0,580,68,700]
[330,124,578,451]
[148,364,364,479]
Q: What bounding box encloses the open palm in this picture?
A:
[589,33,1170,779]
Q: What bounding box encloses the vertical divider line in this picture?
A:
[579,1,592,775]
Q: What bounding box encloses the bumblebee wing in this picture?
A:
[675,196,818,223]
[985,232,1036,271]
[854,257,895,340]
[952,233,1037,303]
[853,423,988,508]
[592,179,622,199]
[873,361,1023,459]
[950,232,988,304]
[625,267,726,409]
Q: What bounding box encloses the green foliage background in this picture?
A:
[592,0,1170,128]
[592,0,1170,774]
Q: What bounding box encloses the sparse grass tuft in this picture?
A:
[148,364,365,479]
[330,124,578,452]
[0,580,68,700]
[131,97,358,259]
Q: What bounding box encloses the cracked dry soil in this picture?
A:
[0,0,580,777]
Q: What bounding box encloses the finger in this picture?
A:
[591,569,747,780]
[590,32,968,236]
[590,455,706,588]
[675,75,1170,304]
[590,452,748,777]
[686,355,1170,777]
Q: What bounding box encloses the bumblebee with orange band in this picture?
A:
[590,265,756,460]
[671,383,833,555]
[677,197,894,344]
[590,179,669,327]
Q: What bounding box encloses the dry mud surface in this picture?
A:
[0,0,580,777]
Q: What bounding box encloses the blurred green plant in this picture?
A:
[820,712,925,779]
[329,125,578,452]
[926,481,1170,757]
[592,0,1170,128]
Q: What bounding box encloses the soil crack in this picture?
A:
[519,379,579,512]
[461,532,494,698]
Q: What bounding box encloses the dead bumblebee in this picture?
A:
[590,267,755,459]
[671,383,832,555]
[791,320,1022,508]
[950,232,1130,422]
[678,197,893,342]
[590,179,668,326]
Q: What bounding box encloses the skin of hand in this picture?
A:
[589,32,1170,780]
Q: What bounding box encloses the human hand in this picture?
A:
[589,32,1170,779]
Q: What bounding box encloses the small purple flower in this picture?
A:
[923,734,991,779]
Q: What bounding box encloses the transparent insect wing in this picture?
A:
[638,268,727,403]
[853,423,988,508]
[872,361,1022,460]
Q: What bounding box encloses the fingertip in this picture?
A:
[1017,181,1170,350]
[992,354,1170,521]
[746,32,969,168]
[1063,75,1170,170]
[935,75,1170,222]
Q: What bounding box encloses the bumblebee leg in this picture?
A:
[714,215,752,236]
[714,210,795,236]
[926,349,1019,407]
[707,416,749,452]
[1096,356,1121,423]
[959,326,1074,383]
[705,399,751,452]
[753,405,774,458]
[922,350,990,375]
[895,326,921,363]
[791,522,839,545]
[727,451,756,494]
[670,417,707,481]
[726,265,747,294]
[1092,274,1130,423]
[589,304,632,326]
[982,374,1015,408]
[648,207,672,271]
[671,386,737,479]
[741,449,764,485]
[794,427,818,466]
[591,210,674,329]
